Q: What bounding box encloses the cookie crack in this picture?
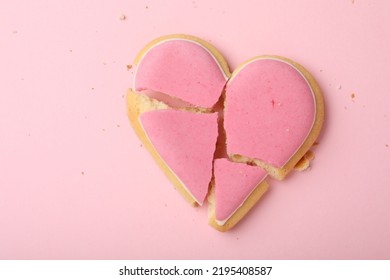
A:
[132,88,216,113]
[128,89,213,114]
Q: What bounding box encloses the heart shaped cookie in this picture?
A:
[126,34,324,231]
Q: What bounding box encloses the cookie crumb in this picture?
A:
[126,64,133,71]
[386,144,389,148]
[116,124,120,128]
[164,203,167,207]
[13,30,18,34]
[305,150,315,161]
[139,144,143,148]
[338,85,342,90]
[119,14,126,20]
[121,94,125,98]
[319,69,323,72]
[81,171,85,175]
[313,142,320,146]
[69,49,73,53]
[294,157,310,171]
[145,5,149,9]
[102,128,106,132]
[91,87,95,90]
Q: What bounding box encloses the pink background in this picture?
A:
[1,0,389,259]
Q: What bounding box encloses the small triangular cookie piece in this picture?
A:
[208,159,269,231]
[139,109,218,205]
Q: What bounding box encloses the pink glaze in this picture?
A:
[139,110,218,205]
[135,39,227,108]
[214,159,267,223]
[224,58,315,168]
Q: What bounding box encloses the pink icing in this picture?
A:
[214,159,267,222]
[139,109,218,205]
[224,58,315,168]
[135,39,227,108]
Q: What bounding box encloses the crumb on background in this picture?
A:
[119,14,126,20]
[294,157,310,171]
[351,93,356,100]
[305,150,315,161]
[126,64,133,71]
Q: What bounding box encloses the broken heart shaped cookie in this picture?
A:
[126,34,324,231]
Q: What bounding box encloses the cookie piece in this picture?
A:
[134,34,230,108]
[208,159,269,231]
[225,56,324,180]
[127,89,218,205]
[139,110,218,205]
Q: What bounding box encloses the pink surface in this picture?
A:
[214,159,267,223]
[140,110,218,205]
[1,0,390,259]
[225,58,315,167]
[135,39,227,108]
